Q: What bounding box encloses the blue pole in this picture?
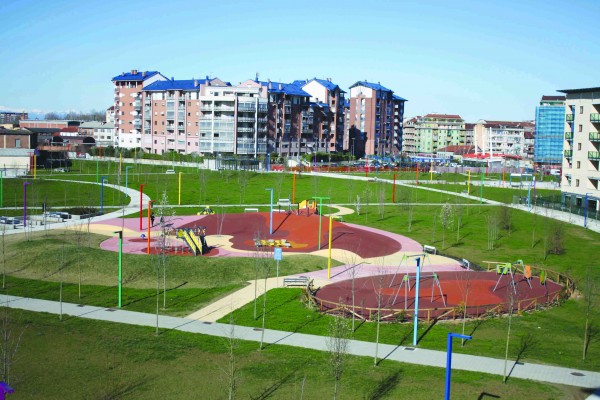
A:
[445,333,472,400]
[266,188,273,235]
[413,257,421,346]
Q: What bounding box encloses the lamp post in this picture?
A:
[265,188,273,235]
[413,256,421,346]
[125,166,133,197]
[312,196,331,250]
[139,184,145,231]
[114,230,123,308]
[147,200,152,255]
[100,176,107,214]
[178,172,182,205]
[445,333,473,400]
[23,182,30,227]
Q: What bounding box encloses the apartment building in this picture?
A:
[347,81,406,157]
[112,70,168,149]
[20,120,80,129]
[473,120,534,158]
[79,121,115,147]
[414,114,465,153]
[294,78,346,152]
[534,95,566,167]
[559,87,600,210]
[401,116,419,156]
[0,111,28,125]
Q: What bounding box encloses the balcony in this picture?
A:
[565,132,573,140]
[284,106,291,114]
[564,150,573,158]
[238,117,255,123]
[591,113,600,123]
[566,114,574,122]
[590,132,600,142]
[237,127,255,133]
[589,151,600,160]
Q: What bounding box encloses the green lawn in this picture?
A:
[9,309,575,399]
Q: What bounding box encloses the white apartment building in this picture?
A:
[559,87,600,211]
[473,120,534,159]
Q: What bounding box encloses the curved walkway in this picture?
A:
[2,294,599,391]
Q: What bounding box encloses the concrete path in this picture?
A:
[3,294,599,391]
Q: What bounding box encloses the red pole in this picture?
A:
[392,173,396,203]
[147,200,151,255]
[139,184,145,231]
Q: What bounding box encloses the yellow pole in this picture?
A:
[178,172,182,205]
[327,215,333,279]
[468,170,471,194]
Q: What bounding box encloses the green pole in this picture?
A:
[480,170,484,204]
[115,231,123,308]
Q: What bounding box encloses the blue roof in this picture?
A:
[293,78,346,93]
[259,81,310,97]
[393,94,408,101]
[310,102,330,110]
[112,71,160,82]
[349,81,393,92]
[144,79,207,91]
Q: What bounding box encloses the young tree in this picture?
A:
[439,202,454,249]
[327,316,350,400]
[0,305,26,385]
[582,266,597,360]
[354,195,361,216]
[237,169,250,204]
[1,224,6,289]
[503,287,517,383]
[155,191,175,309]
[547,223,565,256]
[224,314,238,400]
[377,182,386,219]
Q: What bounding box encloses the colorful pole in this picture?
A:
[23,182,30,227]
[392,173,396,203]
[467,170,471,194]
[139,184,145,231]
[479,171,484,204]
[445,333,473,400]
[327,215,333,279]
[413,256,421,346]
[266,188,273,235]
[147,201,152,255]
[115,230,123,308]
[100,176,106,214]
[178,172,182,205]
[292,172,296,204]
[119,153,123,175]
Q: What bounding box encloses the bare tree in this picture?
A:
[373,271,386,366]
[439,202,454,249]
[198,168,208,204]
[354,195,361,216]
[224,314,238,400]
[455,204,464,243]
[547,223,565,256]
[1,224,6,289]
[327,316,350,400]
[155,191,175,309]
[237,169,250,204]
[0,305,26,385]
[377,182,386,219]
[259,252,271,351]
[503,287,517,383]
[582,266,597,360]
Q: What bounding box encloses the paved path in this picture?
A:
[2,294,599,391]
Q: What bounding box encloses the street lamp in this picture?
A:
[139,184,145,231]
[445,333,473,400]
[125,166,133,197]
[265,188,273,235]
[23,182,31,227]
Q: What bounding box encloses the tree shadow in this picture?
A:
[98,374,151,400]
[506,332,539,382]
[477,392,501,399]
[367,370,402,400]
[417,318,438,344]
[468,318,486,337]
[250,372,293,400]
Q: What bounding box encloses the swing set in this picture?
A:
[388,253,447,309]
[483,259,535,293]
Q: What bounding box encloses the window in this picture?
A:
[578,143,582,150]
[576,179,580,187]
[162,121,165,126]
[15,139,21,148]
[577,161,581,169]
[188,112,191,116]
[154,121,157,125]
[579,125,583,132]
[580,106,584,114]
[188,102,191,106]
[154,140,157,144]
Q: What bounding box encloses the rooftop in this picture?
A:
[143,78,208,91]
[424,113,463,120]
[558,87,600,94]
[112,70,160,82]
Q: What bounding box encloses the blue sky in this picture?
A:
[0,0,598,121]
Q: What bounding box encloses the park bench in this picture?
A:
[283,276,309,287]
[423,245,437,255]
[244,208,259,212]
[331,215,343,222]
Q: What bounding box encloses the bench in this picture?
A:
[331,215,343,222]
[283,276,309,287]
[423,245,437,255]
[244,208,259,212]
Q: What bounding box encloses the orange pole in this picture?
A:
[147,201,152,255]
[416,165,420,186]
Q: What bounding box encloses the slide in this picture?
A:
[178,229,200,255]
[187,230,203,253]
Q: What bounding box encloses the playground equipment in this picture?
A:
[198,206,215,215]
[390,254,447,308]
[297,200,316,216]
[177,226,209,255]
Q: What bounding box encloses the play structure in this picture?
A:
[177,226,209,255]
[312,263,570,322]
[297,199,317,216]
[198,206,215,215]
